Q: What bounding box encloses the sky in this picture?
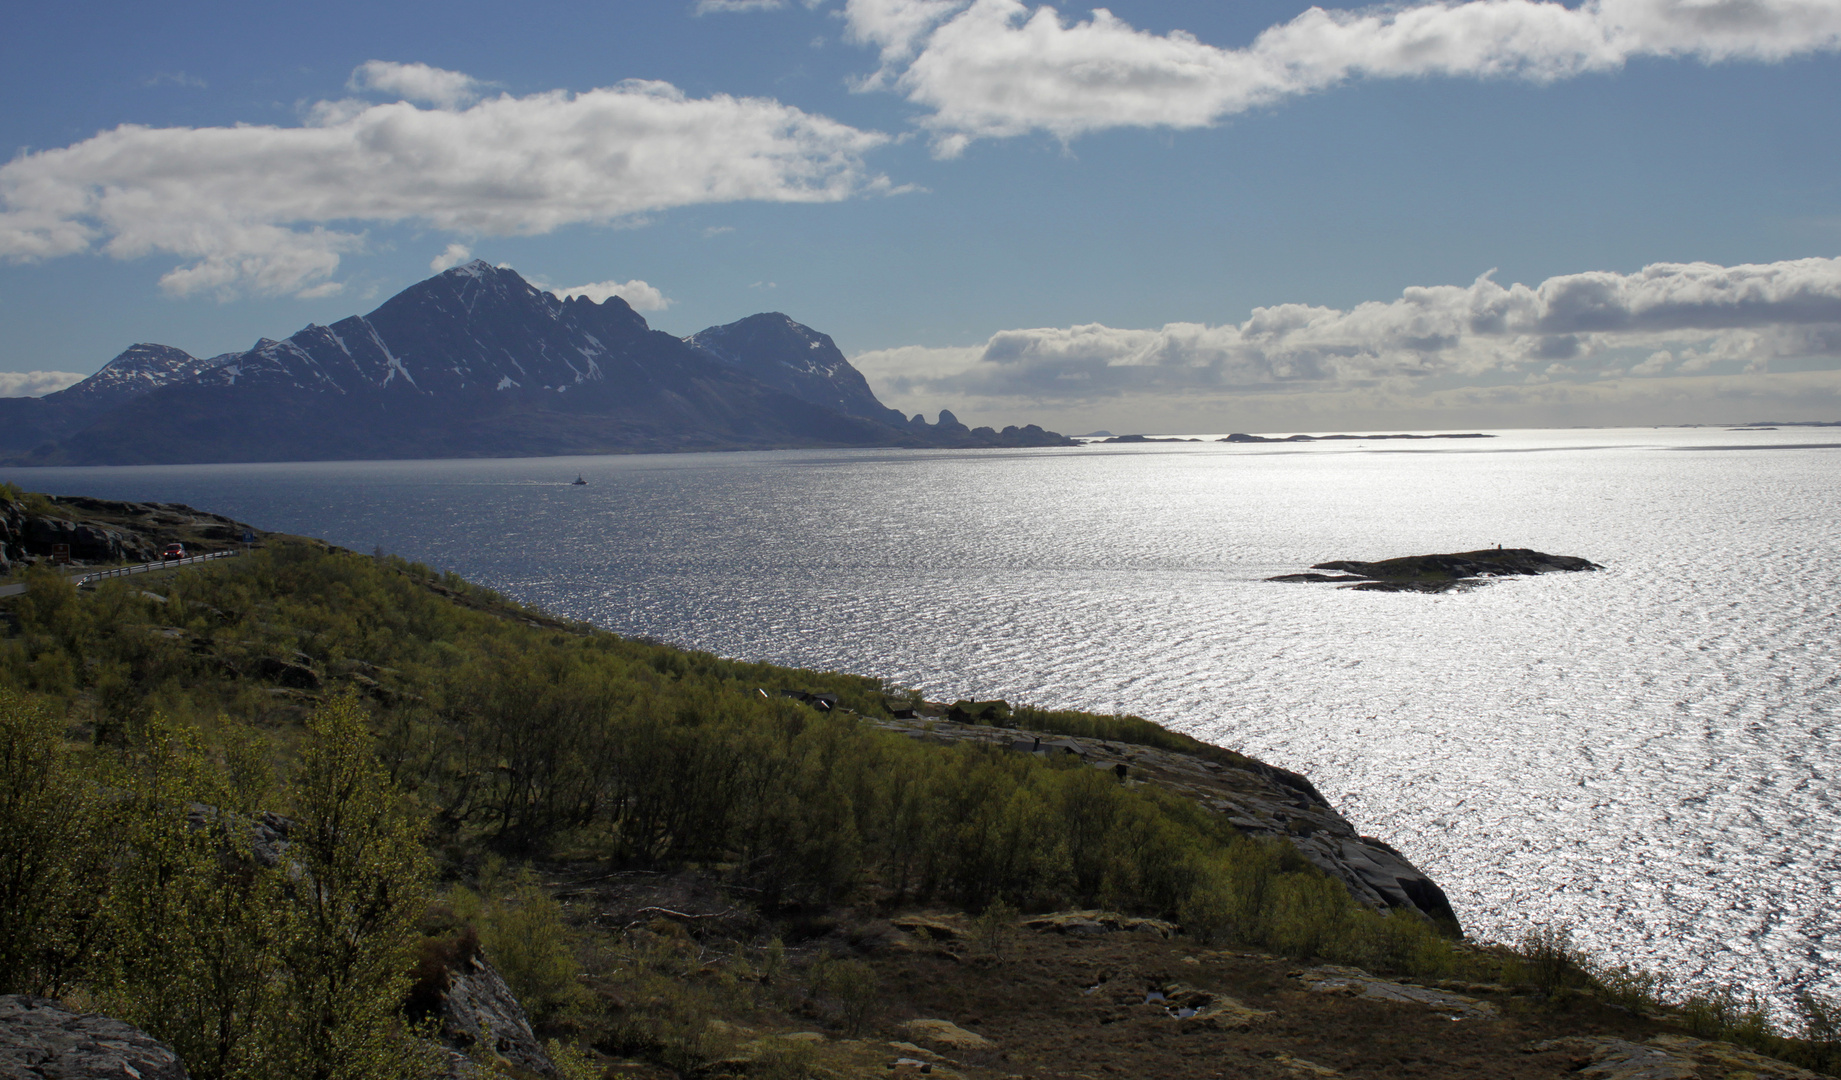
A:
[2,0,1840,434]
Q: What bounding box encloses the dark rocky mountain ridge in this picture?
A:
[1,262,1072,464]
[687,311,909,426]
[0,344,234,453]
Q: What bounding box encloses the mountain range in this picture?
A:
[0,261,1071,464]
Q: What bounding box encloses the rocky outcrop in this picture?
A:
[1270,548,1602,593]
[435,953,555,1077]
[1525,1033,1825,1080]
[1158,982,1273,1032]
[896,1019,994,1051]
[182,804,296,870]
[1294,966,1497,1019]
[0,495,260,573]
[0,995,189,1079]
[1022,911,1178,938]
[407,931,555,1079]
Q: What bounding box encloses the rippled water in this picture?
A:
[14,427,1840,1006]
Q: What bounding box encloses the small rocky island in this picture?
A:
[1270,548,1603,593]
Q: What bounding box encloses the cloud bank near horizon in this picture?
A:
[0,371,86,398]
[852,256,1841,429]
[843,0,1841,153]
[0,62,889,299]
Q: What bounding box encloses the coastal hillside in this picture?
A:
[2,492,1836,1080]
[0,262,1072,464]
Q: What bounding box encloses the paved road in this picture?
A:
[0,550,239,598]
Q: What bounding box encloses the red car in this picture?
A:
[161,543,186,562]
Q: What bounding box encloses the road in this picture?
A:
[0,550,240,598]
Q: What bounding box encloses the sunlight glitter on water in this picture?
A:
[15,426,1840,1007]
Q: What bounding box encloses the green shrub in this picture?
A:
[0,687,110,996]
[93,715,288,1080]
[825,959,879,1035]
[1586,960,1671,1014]
[972,896,1019,961]
[1261,872,1353,960]
[1513,923,1585,996]
[470,865,588,1023]
[1796,990,1841,1044]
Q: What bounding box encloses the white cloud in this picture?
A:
[845,0,970,70]
[144,71,207,89]
[850,256,1841,427]
[553,278,672,311]
[0,67,890,298]
[1632,349,1676,375]
[696,0,787,12]
[845,0,1841,153]
[348,60,485,109]
[430,243,473,272]
[0,370,87,397]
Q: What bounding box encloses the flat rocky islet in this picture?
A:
[1270,548,1604,593]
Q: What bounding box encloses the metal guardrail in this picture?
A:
[73,549,240,586]
[1,550,243,597]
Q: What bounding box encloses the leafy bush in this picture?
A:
[0,686,110,996]
[461,864,588,1023]
[0,686,433,1080]
[1512,923,1586,996]
[971,896,1018,962]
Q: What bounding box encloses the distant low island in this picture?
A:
[1222,432,1493,443]
[1091,432,1495,445]
[1270,548,1603,593]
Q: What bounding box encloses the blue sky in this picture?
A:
[3,0,1840,433]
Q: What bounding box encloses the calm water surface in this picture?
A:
[14,427,1840,1006]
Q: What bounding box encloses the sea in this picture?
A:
[11,425,1839,1010]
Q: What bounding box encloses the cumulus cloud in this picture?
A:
[430,243,473,272]
[0,65,891,298]
[553,278,672,311]
[348,60,486,108]
[843,0,1841,152]
[851,256,1841,425]
[0,370,87,397]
